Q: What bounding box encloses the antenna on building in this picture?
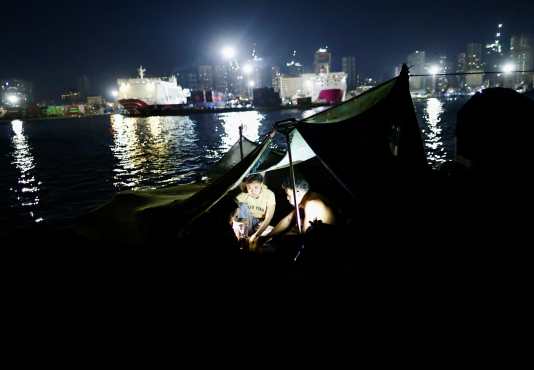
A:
[138,66,146,79]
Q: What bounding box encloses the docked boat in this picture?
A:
[117,66,191,115]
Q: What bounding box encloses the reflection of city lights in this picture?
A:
[423,98,446,166]
[110,115,198,190]
[10,118,42,222]
[502,63,515,74]
[219,111,263,150]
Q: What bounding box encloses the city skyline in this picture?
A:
[1,1,534,100]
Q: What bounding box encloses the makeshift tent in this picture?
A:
[74,65,428,246]
[262,64,427,196]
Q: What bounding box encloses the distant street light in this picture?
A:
[222,46,236,60]
[243,64,253,75]
[111,90,119,98]
[502,63,515,74]
[248,81,255,88]
[7,94,20,105]
[428,65,441,76]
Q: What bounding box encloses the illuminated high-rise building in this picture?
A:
[456,52,467,90]
[485,23,506,86]
[198,65,214,91]
[314,47,331,74]
[465,43,484,89]
[285,50,304,77]
[510,34,533,88]
[485,23,505,70]
[436,56,449,92]
[406,50,426,90]
[271,65,281,92]
[214,64,230,93]
[510,34,532,72]
[342,56,358,91]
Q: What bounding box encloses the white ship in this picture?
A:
[117,66,190,115]
[278,72,347,105]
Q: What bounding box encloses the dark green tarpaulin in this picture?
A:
[75,134,273,245]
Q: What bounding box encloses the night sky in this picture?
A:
[2,0,533,100]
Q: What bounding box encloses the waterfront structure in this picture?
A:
[436,56,449,93]
[485,23,505,70]
[243,52,269,94]
[1,79,32,108]
[285,50,304,77]
[455,52,467,90]
[248,46,271,89]
[198,65,214,91]
[214,64,231,94]
[252,87,281,107]
[465,43,484,90]
[342,56,358,91]
[314,47,331,74]
[61,90,82,104]
[485,23,506,86]
[271,66,281,92]
[87,96,104,106]
[77,75,91,99]
[183,70,199,91]
[510,34,533,88]
[406,50,426,91]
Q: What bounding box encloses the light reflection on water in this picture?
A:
[218,111,263,150]
[1,102,459,230]
[10,120,44,223]
[110,114,199,191]
[422,98,446,166]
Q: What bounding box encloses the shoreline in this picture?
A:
[0,104,329,123]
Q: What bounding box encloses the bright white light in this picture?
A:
[111,90,118,98]
[7,94,20,104]
[498,24,503,28]
[502,63,515,74]
[248,81,255,87]
[243,64,253,75]
[428,65,441,76]
[222,46,236,60]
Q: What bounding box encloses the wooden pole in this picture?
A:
[239,124,244,160]
[286,132,302,234]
